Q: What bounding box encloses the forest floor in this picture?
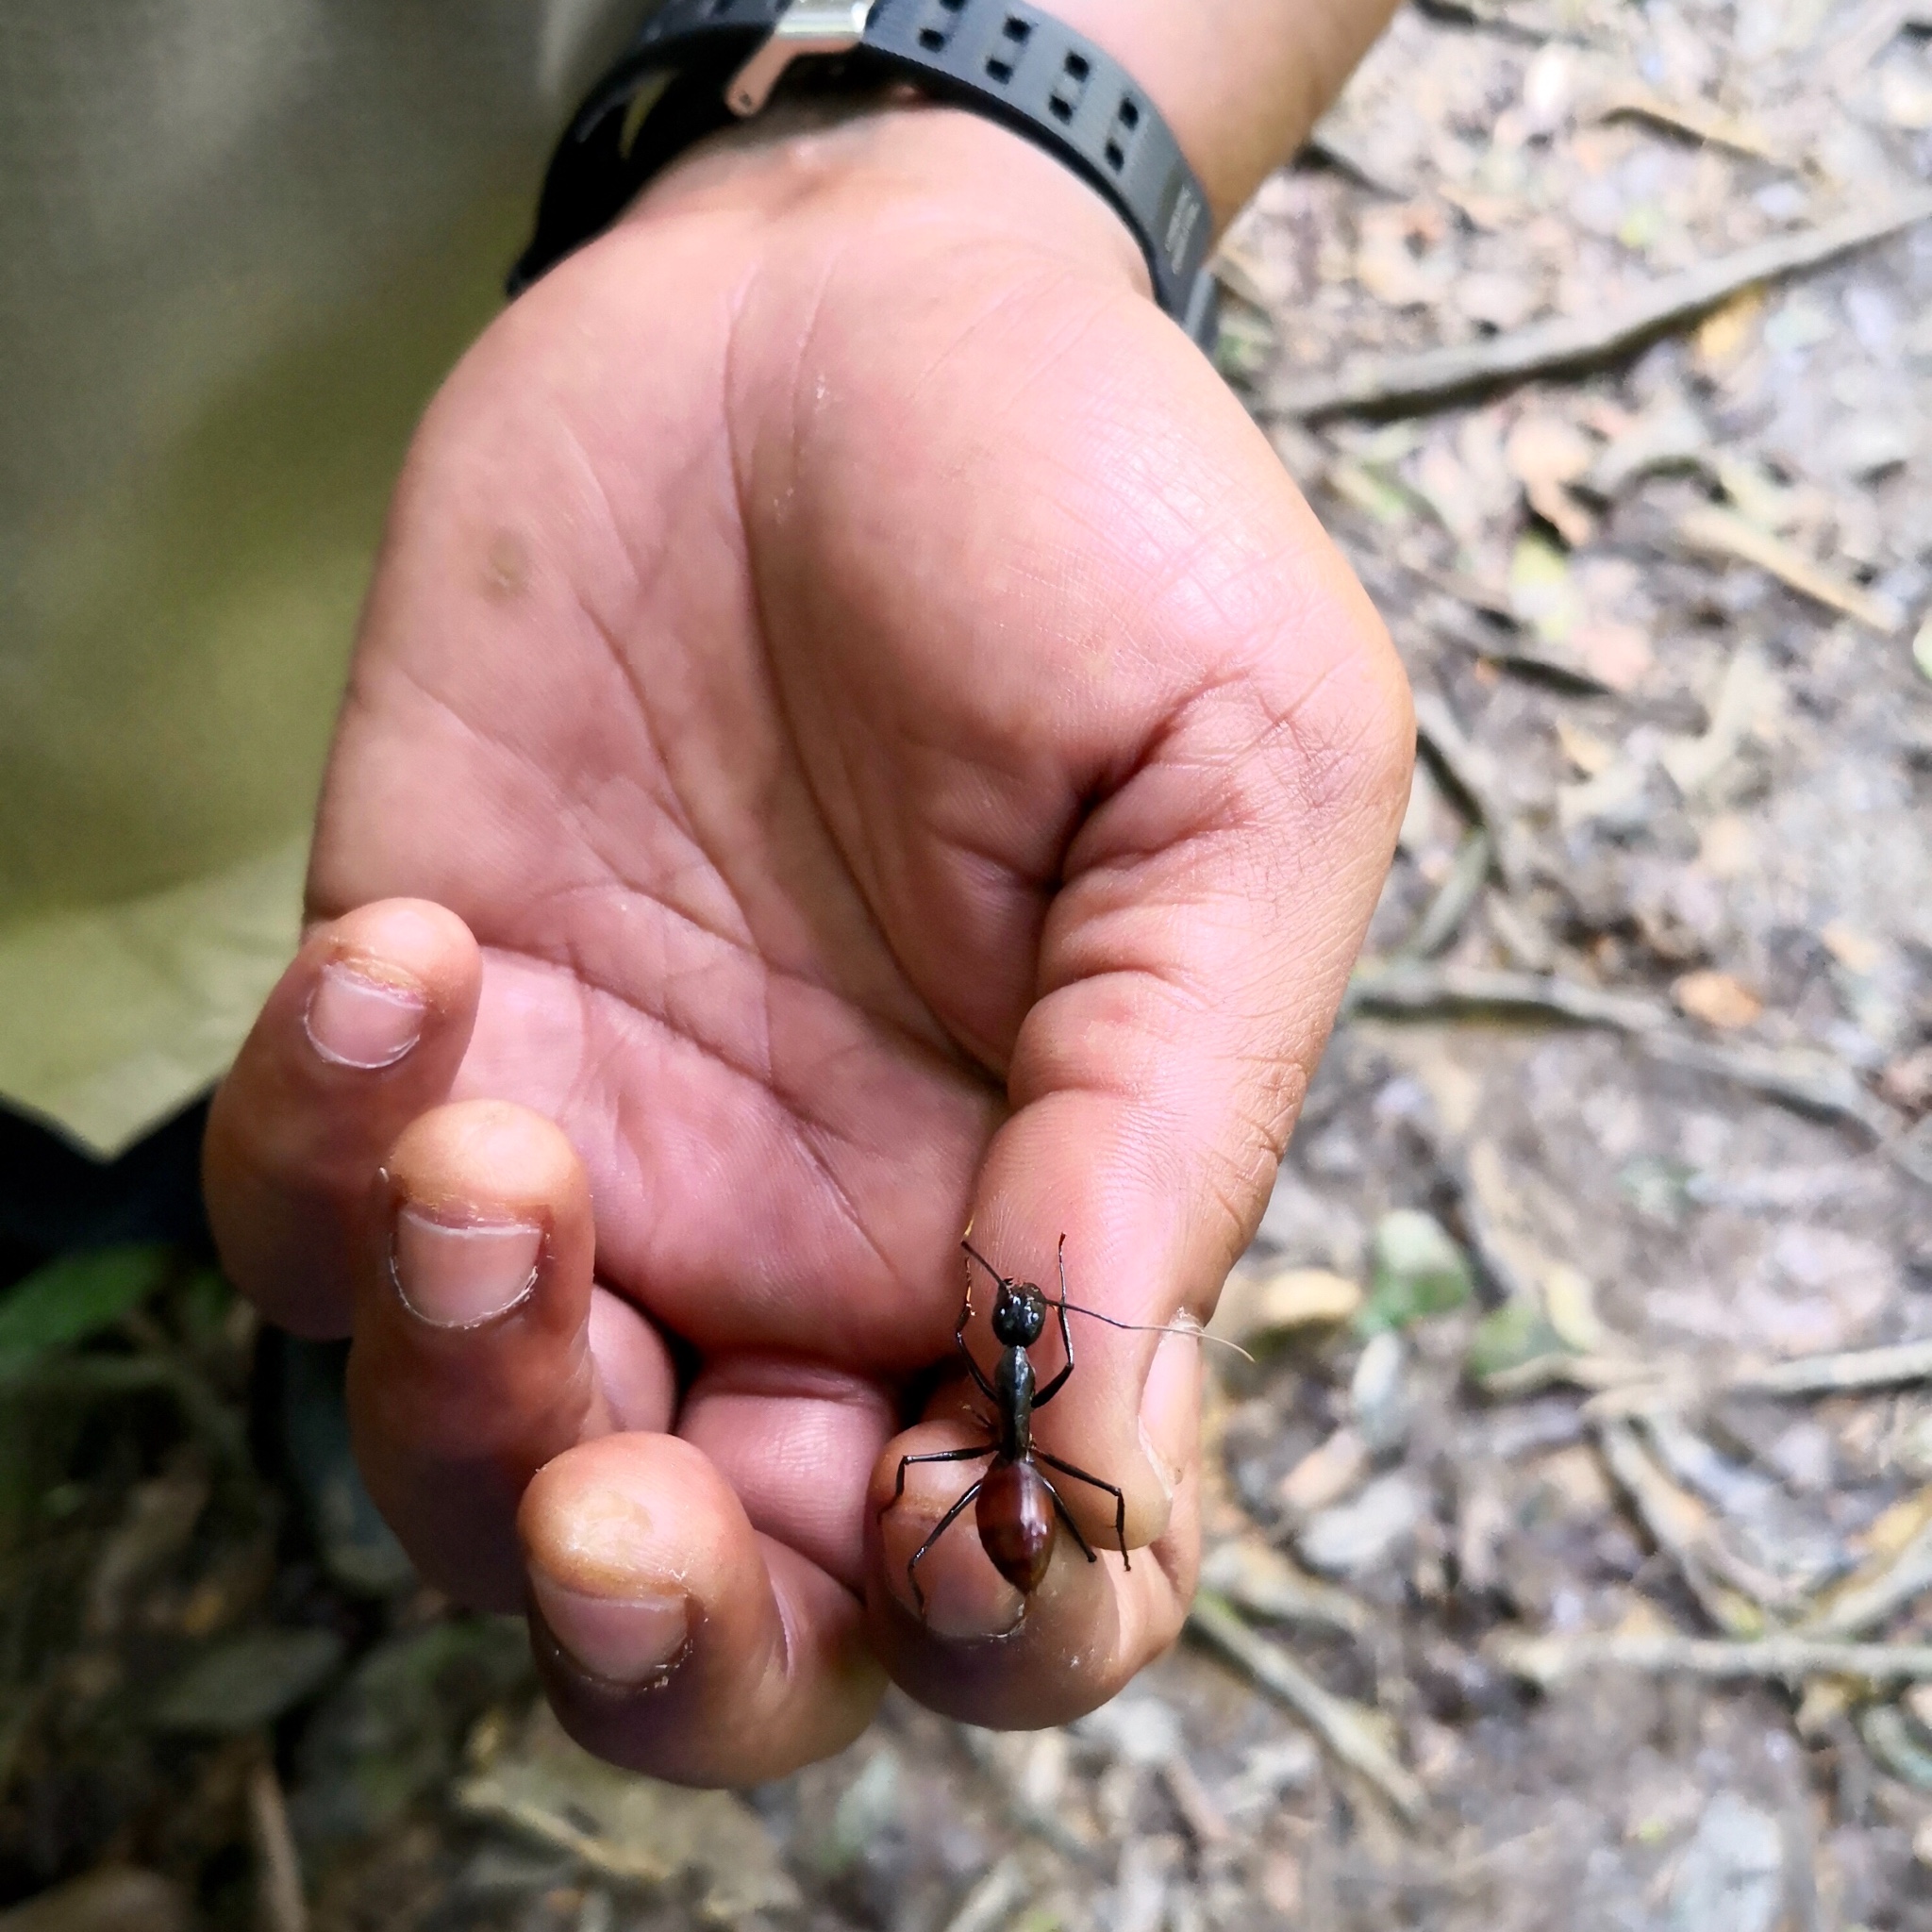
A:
[6,0,1932,1925]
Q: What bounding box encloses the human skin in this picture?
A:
[203,0,1411,1786]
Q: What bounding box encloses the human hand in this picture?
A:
[203,101,1410,1785]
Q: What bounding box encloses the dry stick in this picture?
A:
[1801,1519,1932,1641]
[1187,1591,1427,1822]
[247,1754,308,1932]
[940,1857,1029,1932]
[1595,1420,1761,1636]
[1593,87,1787,164]
[1270,191,1932,419]
[1495,1630,1932,1689]
[1678,506,1905,636]
[1344,961,1670,1034]
[1731,1339,1932,1398]
[1412,694,1530,892]
[1342,964,1928,1181]
[1395,828,1494,961]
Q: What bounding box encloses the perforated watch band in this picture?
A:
[508,0,1220,347]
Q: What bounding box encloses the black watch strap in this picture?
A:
[508,0,1219,347]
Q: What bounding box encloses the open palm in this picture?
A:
[204,107,1410,1785]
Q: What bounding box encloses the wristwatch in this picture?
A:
[508,0,1220,348]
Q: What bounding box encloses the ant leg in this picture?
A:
[955,1259,999,1407]
[1033,1235,1078,1408]
[1040,1474,1098,1565]
[957,1310,998,1406]
[880,1443,995,1516]
[1035,1450,1130,1571]
[905,1475,988,1620]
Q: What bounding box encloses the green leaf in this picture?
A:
[150,1627,345,1734]
[0,1244,174,1369]
[1466,1301,1571,1384]
[1358,1210,1474,1334]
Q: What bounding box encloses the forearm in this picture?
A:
[1048,0,1402,224]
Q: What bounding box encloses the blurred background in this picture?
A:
[4,0,1932,1925]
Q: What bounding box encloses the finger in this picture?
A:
[204,899,480,1339]
[961,411,1413,1556]
[863,1410,1200,1728]
[676,1357,897,1590]
[346,1099,676,1610]
[522,1432,884,1786]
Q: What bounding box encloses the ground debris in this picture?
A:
[1496,1629,1932,1686]
[1186,1591,1427,1821]
[453,1706,801,1921]
[9,0,1932,1923]
[1271,191,1932,418]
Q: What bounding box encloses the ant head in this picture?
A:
[991,1282,1047,1347]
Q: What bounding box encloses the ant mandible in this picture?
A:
[881,1235,1131,1620]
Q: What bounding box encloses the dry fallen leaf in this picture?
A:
[1527,479,1597,546]
[1821,921,1883,975]
[1279,1427,1374,1517]
[1879,1045,1932,1115]
[1672,970,1764,1029]
[1457,270,1540,332]
[1569,621,1654,691]
[1699,814,1757,878]
[1211,1266,1365,1344]
[1556,719,1617,775]
[1881,65,1932,130]
[1693,289,1765,374]
[1506,412,1596,489]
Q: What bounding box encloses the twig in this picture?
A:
[1730,1339,1932,1397]
[1801,1516,1932,1641]
[1160,1756,1235,1847]
[1637,1032,1899,1142]
[1343,964,1920,1169]
[1397,829,1493,960]
[1593,86,1788,163]
[1677,506,1905,635]
[1823,0,1930,81]
[1412,694,1530,891]
[941,1857,1029,1932]
[1270,191,1932,418]
[247,1755,308,1932]
[1596,1421,1762,1634]
[1197,1539,1375,1641]
[1858,1705,1932,1790]
[1187,1591,1426,1821]
[1494,1629,1932,1688]
[1478,1350,1662,1399]
[1409,0,1564,42]
[1344,962,1667,1033]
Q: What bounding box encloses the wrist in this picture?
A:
[1039,0,1403,223]
[628,95,1151,297]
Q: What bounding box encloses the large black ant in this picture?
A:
[883,1235,1226,1621]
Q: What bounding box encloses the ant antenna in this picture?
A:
[961,1239,1013,1289]
[959,1237,1250,1359]
[1052,1296,1254,1360]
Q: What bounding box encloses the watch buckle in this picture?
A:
[727,1,875,117]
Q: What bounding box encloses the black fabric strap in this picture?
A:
[508,0,1219,346]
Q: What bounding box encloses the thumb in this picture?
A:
[968,597,1412,1554]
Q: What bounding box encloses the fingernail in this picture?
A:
[392,1208,541,1328]
[1138,1326,1201,1503]
[528,1572,690,1686]
[307,962,425,1069]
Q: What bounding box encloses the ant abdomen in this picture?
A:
[977,1459,1056,1593]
